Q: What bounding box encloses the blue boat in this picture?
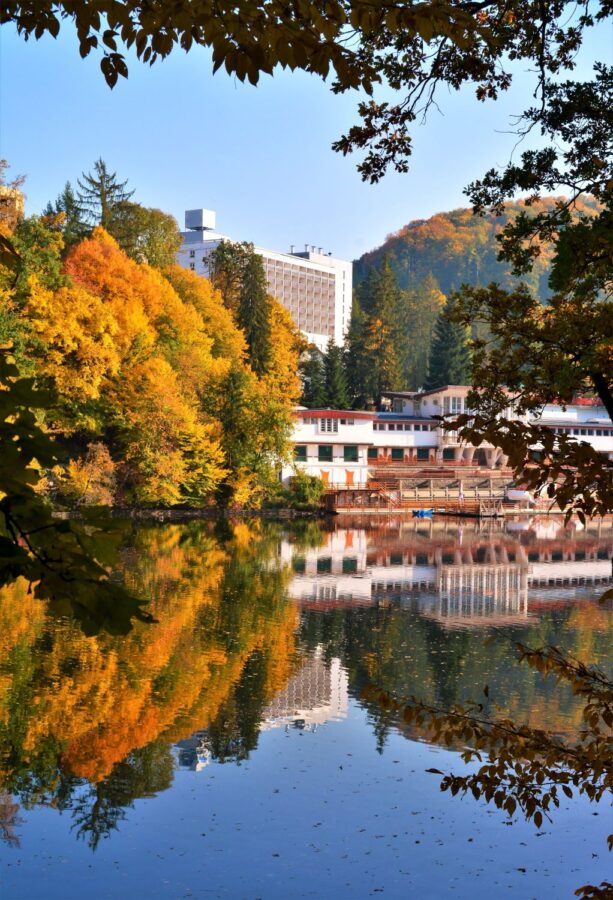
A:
[412,508,433,518]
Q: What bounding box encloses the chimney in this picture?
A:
[290,244,295,253]
[305,243,309,252]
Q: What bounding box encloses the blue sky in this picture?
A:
[0,22,607,260]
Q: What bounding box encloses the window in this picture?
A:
[368,448,378,460]
[189,263,195,270]
[189,250,195,258]
[344,446,358,462]
[414,424,421,432]
[294,445,307,462]
[342,557,358,574]
[417,447,429,460]
[443,448,455,460]
[391,448,404,461]
[404,423,412,431]
[444,396,464,414]
[320,418,338,433]
[318,445,333,462]
[292,557,306,574]
[340,419,354,426]
[317,557,332,574]
[596,429,602,436]
[587,429,594,435]
[390,553,402,566]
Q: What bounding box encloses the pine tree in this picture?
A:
[44,181,84,249]
[324,338,349,408]
[76,159,134,229]
[424,296,472,389]
[300,348,327,408]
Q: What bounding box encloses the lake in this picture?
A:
[1,516,611,899]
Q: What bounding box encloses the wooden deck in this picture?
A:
[324,486,506,518]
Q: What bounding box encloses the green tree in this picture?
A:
[323,338,349,408]
[400,274,446,390]
[43,181,84,250]
[424,296,471,390]
[344,297,369,409]
[76,158,133,229]
[299,348,327,408]
[107,202,182,268]
[209,241,272,376]
[238,251,271,376]
[359,258,404,405]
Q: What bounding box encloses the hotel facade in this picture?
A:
[177,208,352,351]
[281,385,613,488]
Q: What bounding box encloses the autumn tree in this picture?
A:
[76,158,133,229]
[424,296,471,390]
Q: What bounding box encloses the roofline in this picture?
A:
[293,409,376,420]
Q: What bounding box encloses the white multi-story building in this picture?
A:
[281,386,613,488]
[177,208,352,351]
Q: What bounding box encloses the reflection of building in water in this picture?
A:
[175,731,213,771]
[261,649,348,731]
[429,562,528,627]
[282,522,613,625]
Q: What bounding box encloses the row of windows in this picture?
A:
[368,447,433,461]
[293,556,358,575]
[301,417,356,430]
[295,445,359,462]
[553,427,611,436]
[374,422,437,432]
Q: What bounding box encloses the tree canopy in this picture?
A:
[3,3,610,180]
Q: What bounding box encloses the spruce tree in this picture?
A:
[424,296,472,389]
[324,338,349,409]
[300,349,327,408]
[76,159,133,229]
[399,273,446,389]
[344,298,369,409]
[360,257,404,406]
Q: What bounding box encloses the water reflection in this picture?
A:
[0,516,611,852]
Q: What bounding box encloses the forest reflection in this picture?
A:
[0,517,611,849]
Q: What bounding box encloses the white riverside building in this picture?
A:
[281,385,613,488]
[177,208,352,351]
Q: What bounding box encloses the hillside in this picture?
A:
[354,196,599,301]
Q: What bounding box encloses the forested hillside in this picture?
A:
[354,197,600,300]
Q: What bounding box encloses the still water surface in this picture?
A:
[1,516,611,899]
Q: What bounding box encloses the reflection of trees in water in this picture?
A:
[0,792,22,846]
[70,741,174,850]
[0,520,298,848]
[297,600,612,752]
[0,519,610,846]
